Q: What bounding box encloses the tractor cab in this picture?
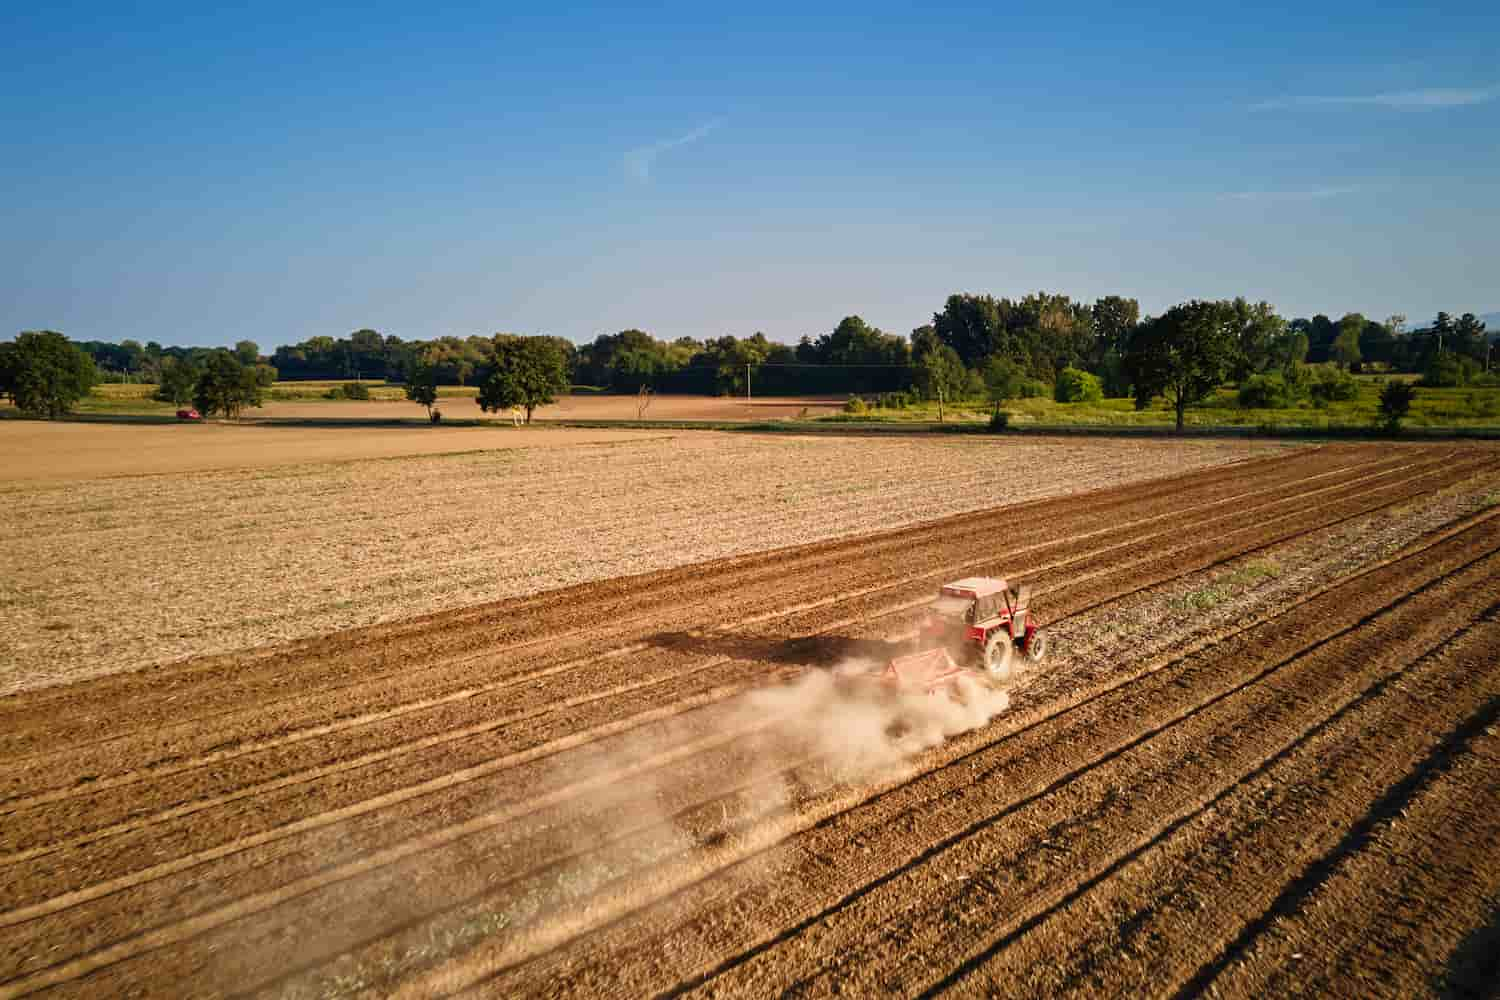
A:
[920,576,1045,673]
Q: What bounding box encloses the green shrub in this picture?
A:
[1237,373,1294,409]
[1309,366,1358,403]
[1016,377,1049,399]
[988,409,1009,431]
[843,394,868,415]
[1054,368,1103,403]
[341,381,371,400]
[1378,380,1415,432]
[322,385,344,399]
[1419,353,1477,388]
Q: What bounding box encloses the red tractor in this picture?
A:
[916,577,1046,677]
[848,577,1046,699]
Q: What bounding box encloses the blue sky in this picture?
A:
[2,1,1497,348]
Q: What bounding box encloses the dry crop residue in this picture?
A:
[0,429,1283,692]
[1,443,1498,998]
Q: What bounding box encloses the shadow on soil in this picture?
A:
[645,630,912,669]
[1439,901,1500,999]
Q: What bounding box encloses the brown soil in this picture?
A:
[0,429,1282,692]
[0,443,1496,999]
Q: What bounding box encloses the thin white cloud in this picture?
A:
[1222,186,1366,202]
[1250,85,1499,112]
[623,118,725,180]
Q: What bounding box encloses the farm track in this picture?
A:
[1,444,1497,998]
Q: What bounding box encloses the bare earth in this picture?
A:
[255,393,849,422]
[0,444,1496,998]
[0,428,1284,692]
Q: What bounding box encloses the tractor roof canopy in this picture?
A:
[941,577,1009,598]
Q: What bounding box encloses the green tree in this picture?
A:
[475,336,570,423]
[1125,300,1238,432]
[1230,299,1286,377]
[1054,366,1103,403]
[916,343,968,421]
[5,331,98,418]
[234,340,260,366]
[983,355,1023,418]
[193,351,264,418]
[1091,296,1140,363]
[1454,313,1488,362]
[0,342,17,404]
[152,356,200,404]
[1270,328,1309,370]
[1332,314,1364,369]
[405,357,440,420]
[1378,380,1415,432]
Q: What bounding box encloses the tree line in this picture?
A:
[5,297,1492,427]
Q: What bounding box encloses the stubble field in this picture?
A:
[1,429,1498,999]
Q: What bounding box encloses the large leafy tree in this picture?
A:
[475,336,570,423]
[193,351,264,418]
[1125,300,1238,431]
[1332,313,1364,369]
[404,356,440,420]
[1229,298,1286,377]
[916,342,968,421]
[5,330,98,418]
[1091,295,1140,365]
[1453,313,1488,362]
[152,356,201,404]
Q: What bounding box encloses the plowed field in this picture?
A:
[2,443,1498,998]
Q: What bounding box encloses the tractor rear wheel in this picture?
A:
[1025,629,1048,663]
[982,633,1012,681]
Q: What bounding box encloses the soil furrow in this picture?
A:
[0,447,1371,754]
[3,454,1483,904]
[926,617,1500,998]
[2,450,1467,818]
[643,555,1500,999]
[380,519,1500,997]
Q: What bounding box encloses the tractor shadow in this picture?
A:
[645,630,911,670]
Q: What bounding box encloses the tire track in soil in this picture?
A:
[2,464,1488,995]
[2,453,1484,923]
[0,448,1383,760]
[2,452,1488,995]
[1193,692,1500,999]
[255,502,1500,1000]
[0,449,1465,830]
[0,447,1362,766]
[411,516,1500,1000]
[919,613,1500,998]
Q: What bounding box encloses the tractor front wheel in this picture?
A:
[1025,629,1048,663]
[982,633,1013,681]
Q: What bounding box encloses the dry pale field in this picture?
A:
[3,444,1498,998]
[254,393,847,422]
[0,421,667,481]
[0,427,1286,693]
